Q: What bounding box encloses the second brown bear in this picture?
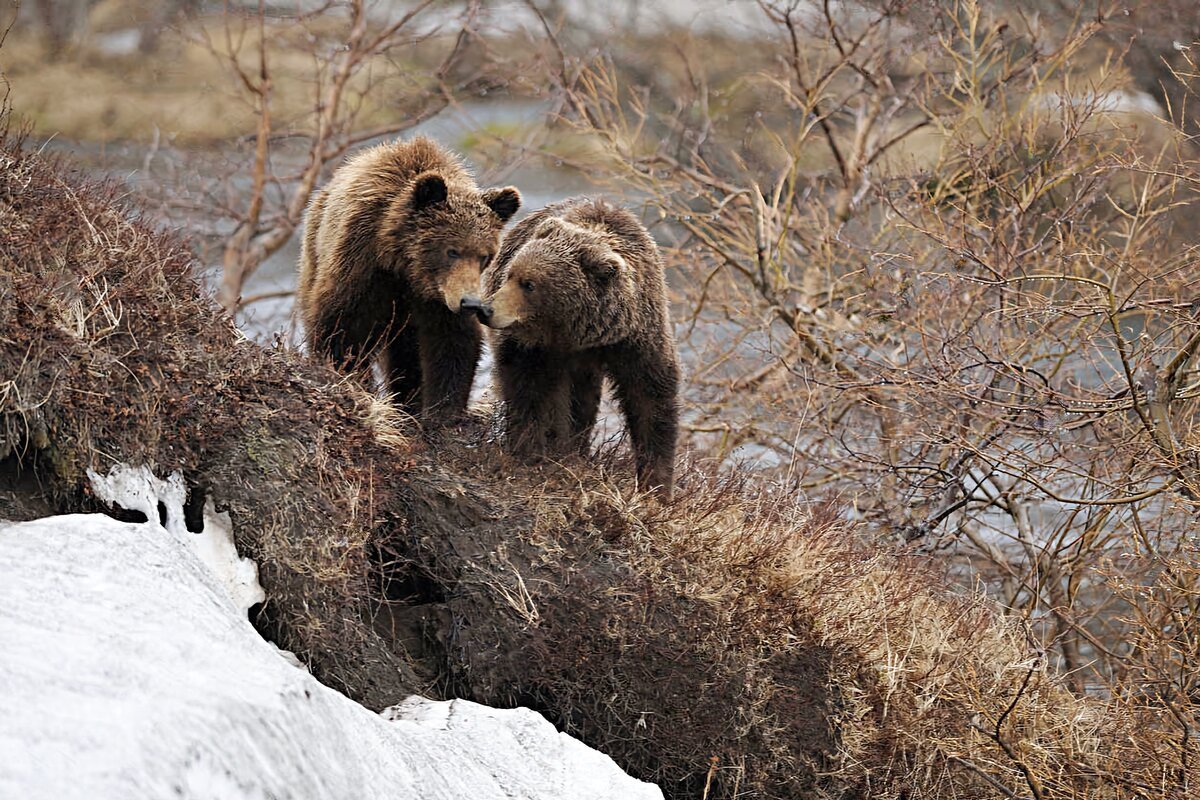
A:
[478,197,680,496]
[298,136,520,420]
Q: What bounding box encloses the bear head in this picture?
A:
[481,216,636,349]
[383,172,520,314]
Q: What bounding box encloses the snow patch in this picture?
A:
[1034,89,1165,117]
[0,513,662,800]
[87,463,265,611]
[383,697,654,798]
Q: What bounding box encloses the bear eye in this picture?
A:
[447,248,462,260]
[519,278,535,293]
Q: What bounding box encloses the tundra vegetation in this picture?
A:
[3,0,1200,797]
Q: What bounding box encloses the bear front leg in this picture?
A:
[609,348,680,497]
[379,322,422,416]
[568,362,603,455]
[415,311,482,423]
[495,336,571,455]
[308,297,382,382]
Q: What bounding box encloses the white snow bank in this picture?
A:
[0,511,662,800]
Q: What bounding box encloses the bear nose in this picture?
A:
[460,295,492,322]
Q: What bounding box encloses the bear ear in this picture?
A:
[483,186,521,222]
[411,173,448,211]
[581,251,624,286]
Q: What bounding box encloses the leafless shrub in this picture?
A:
[1,5,14,117]
[551,0,1200,784]
[190,1,481,311]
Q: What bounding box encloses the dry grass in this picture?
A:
[0,125,1192,798]
[3,34,250,143]
[405,440,1188,798]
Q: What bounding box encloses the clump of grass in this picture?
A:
[398,441,1184,798]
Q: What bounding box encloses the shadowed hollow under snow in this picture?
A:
[0,503,662,800]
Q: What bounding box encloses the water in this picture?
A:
[235,101,597,340]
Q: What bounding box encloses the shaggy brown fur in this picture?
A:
[480,197,679,496]
[298,136,520,420]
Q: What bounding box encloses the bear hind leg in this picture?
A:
[609,352,679,497]
[309,302,383,386]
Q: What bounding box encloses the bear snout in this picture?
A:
[461,296,493,323]
[439,260,485,313]
[482,282,526,329]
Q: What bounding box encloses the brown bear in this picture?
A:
[478,197,680,496]
[297,136,520,420]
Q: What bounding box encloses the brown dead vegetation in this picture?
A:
[1,125,1194,798]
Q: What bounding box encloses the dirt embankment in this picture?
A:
[1,133,1188,799]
